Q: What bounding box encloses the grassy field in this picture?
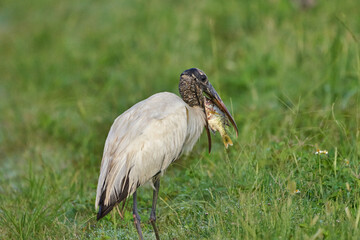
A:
[1,0,360,239]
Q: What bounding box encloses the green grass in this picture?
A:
[1,0,360,239]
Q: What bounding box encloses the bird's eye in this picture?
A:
[200,75,207,82]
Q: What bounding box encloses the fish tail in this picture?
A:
[222,134,233,149]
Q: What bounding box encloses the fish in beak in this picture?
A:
[179,67,238,153]
[203,83,238,153]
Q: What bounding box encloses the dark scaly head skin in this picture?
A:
[179,68,209,107]
[179,68,212,152]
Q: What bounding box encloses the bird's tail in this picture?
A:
[97,176,131,220]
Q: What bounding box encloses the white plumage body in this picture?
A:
[95,92,205,209]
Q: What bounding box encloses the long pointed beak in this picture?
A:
[205,84,239,137]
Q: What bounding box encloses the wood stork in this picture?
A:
[95,68,238,239]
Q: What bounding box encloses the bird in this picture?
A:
[95,68,238,240]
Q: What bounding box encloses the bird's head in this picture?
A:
[179,68,238,152]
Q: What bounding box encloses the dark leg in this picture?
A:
[150,177,161,240]
[133,191,144,240]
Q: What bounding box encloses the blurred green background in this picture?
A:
[0,0,359,239]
